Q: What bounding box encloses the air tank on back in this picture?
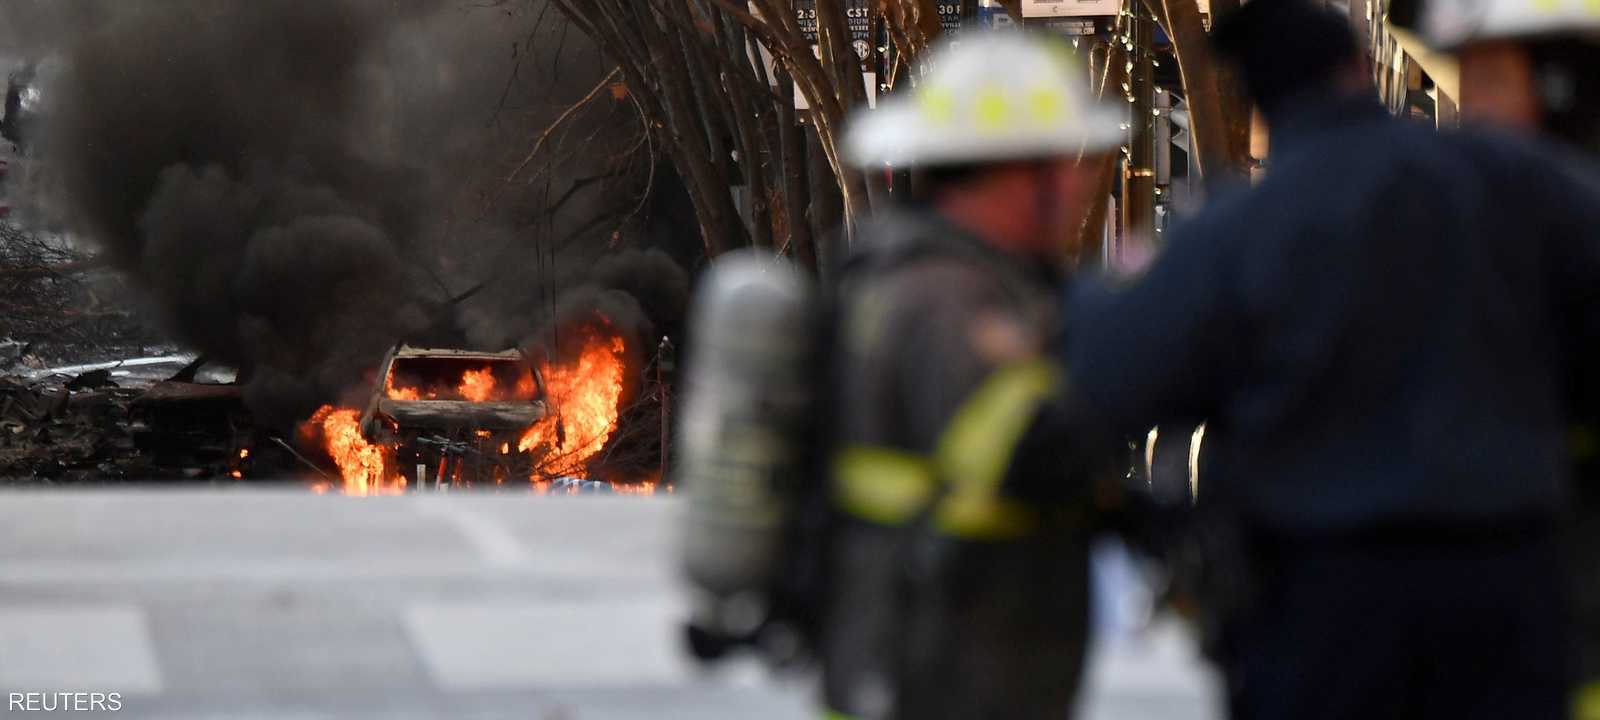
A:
[675,250,815,657]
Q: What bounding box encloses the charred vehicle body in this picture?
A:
[358,345,545,489]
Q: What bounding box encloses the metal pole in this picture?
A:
[658,336,674,484]
[1122,11,1156,243]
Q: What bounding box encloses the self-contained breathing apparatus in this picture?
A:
[675,250,824,664]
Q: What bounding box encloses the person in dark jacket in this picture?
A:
[1421,7,1600,716]
[1062,2,1600,718]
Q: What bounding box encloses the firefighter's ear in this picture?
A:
[969,312,1037,365]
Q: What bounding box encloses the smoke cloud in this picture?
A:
[11,1,691,426]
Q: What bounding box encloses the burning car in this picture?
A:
[358,345,545,490]
[303,317,635,495]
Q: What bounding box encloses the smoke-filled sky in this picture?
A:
[1,0,688,427]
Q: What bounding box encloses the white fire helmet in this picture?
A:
[843,33,1123,169]
[1422,0,1600,49]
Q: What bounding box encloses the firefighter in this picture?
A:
[1062,2,1600,718]
[818,33,1120,720]
[1422,0,1600,154]
[1421,4,1600,716]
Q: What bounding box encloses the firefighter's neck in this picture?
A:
[933,164,1056,263]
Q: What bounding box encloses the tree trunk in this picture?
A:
[1076,41,1129,268]
[807,126,844,273]
[777,67,818,272]
[1143,0,1249,187]
[1206,0,1252,185]
[647,7,746,255]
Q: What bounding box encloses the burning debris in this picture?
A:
[298,312,652,496]
[517,316,630,479]
[304,405,392,496]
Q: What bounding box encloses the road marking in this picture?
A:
[412,499,531,567]
[0,605,164,693]
[403,599,690,690]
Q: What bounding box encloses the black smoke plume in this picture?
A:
[13,1,692,427]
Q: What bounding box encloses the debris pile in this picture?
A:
[0,375,136,482]
[0,369,291,483]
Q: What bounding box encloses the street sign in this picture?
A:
[793,0,873,43]
[937,1,967,36]
[977,4,1018,29]
[767,1,977,114]
[1028,17,1102,35]
[794,0,968,40]
[1021,0,1119,17]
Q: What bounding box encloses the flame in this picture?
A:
[239,448,250,459]
[611,481,658,496]
[389,386,423,401]
[459,367,497,402]
[518,322,628,480]
[515,369,538,399]
[304,405,405,496]
[388,364,534,403]
[299,322,647,495]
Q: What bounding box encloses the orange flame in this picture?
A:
[518,322,628,480]
[515,369,538,400]
[389,386,423,401]
[459,367,497,402]
[304,405,405,496]
[302,322,643,495]
[611,481,658,496]
[389,365,530,403]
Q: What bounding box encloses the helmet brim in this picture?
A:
[843,100,1125,170]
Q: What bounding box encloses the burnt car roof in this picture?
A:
[392,345,524,361]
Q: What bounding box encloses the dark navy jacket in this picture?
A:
[1065,95,1600,535]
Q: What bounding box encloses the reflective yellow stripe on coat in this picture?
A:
[833,359,1061,540]
[1576,680,1600,720]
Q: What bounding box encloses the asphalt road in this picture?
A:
[0,490,1220,719]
